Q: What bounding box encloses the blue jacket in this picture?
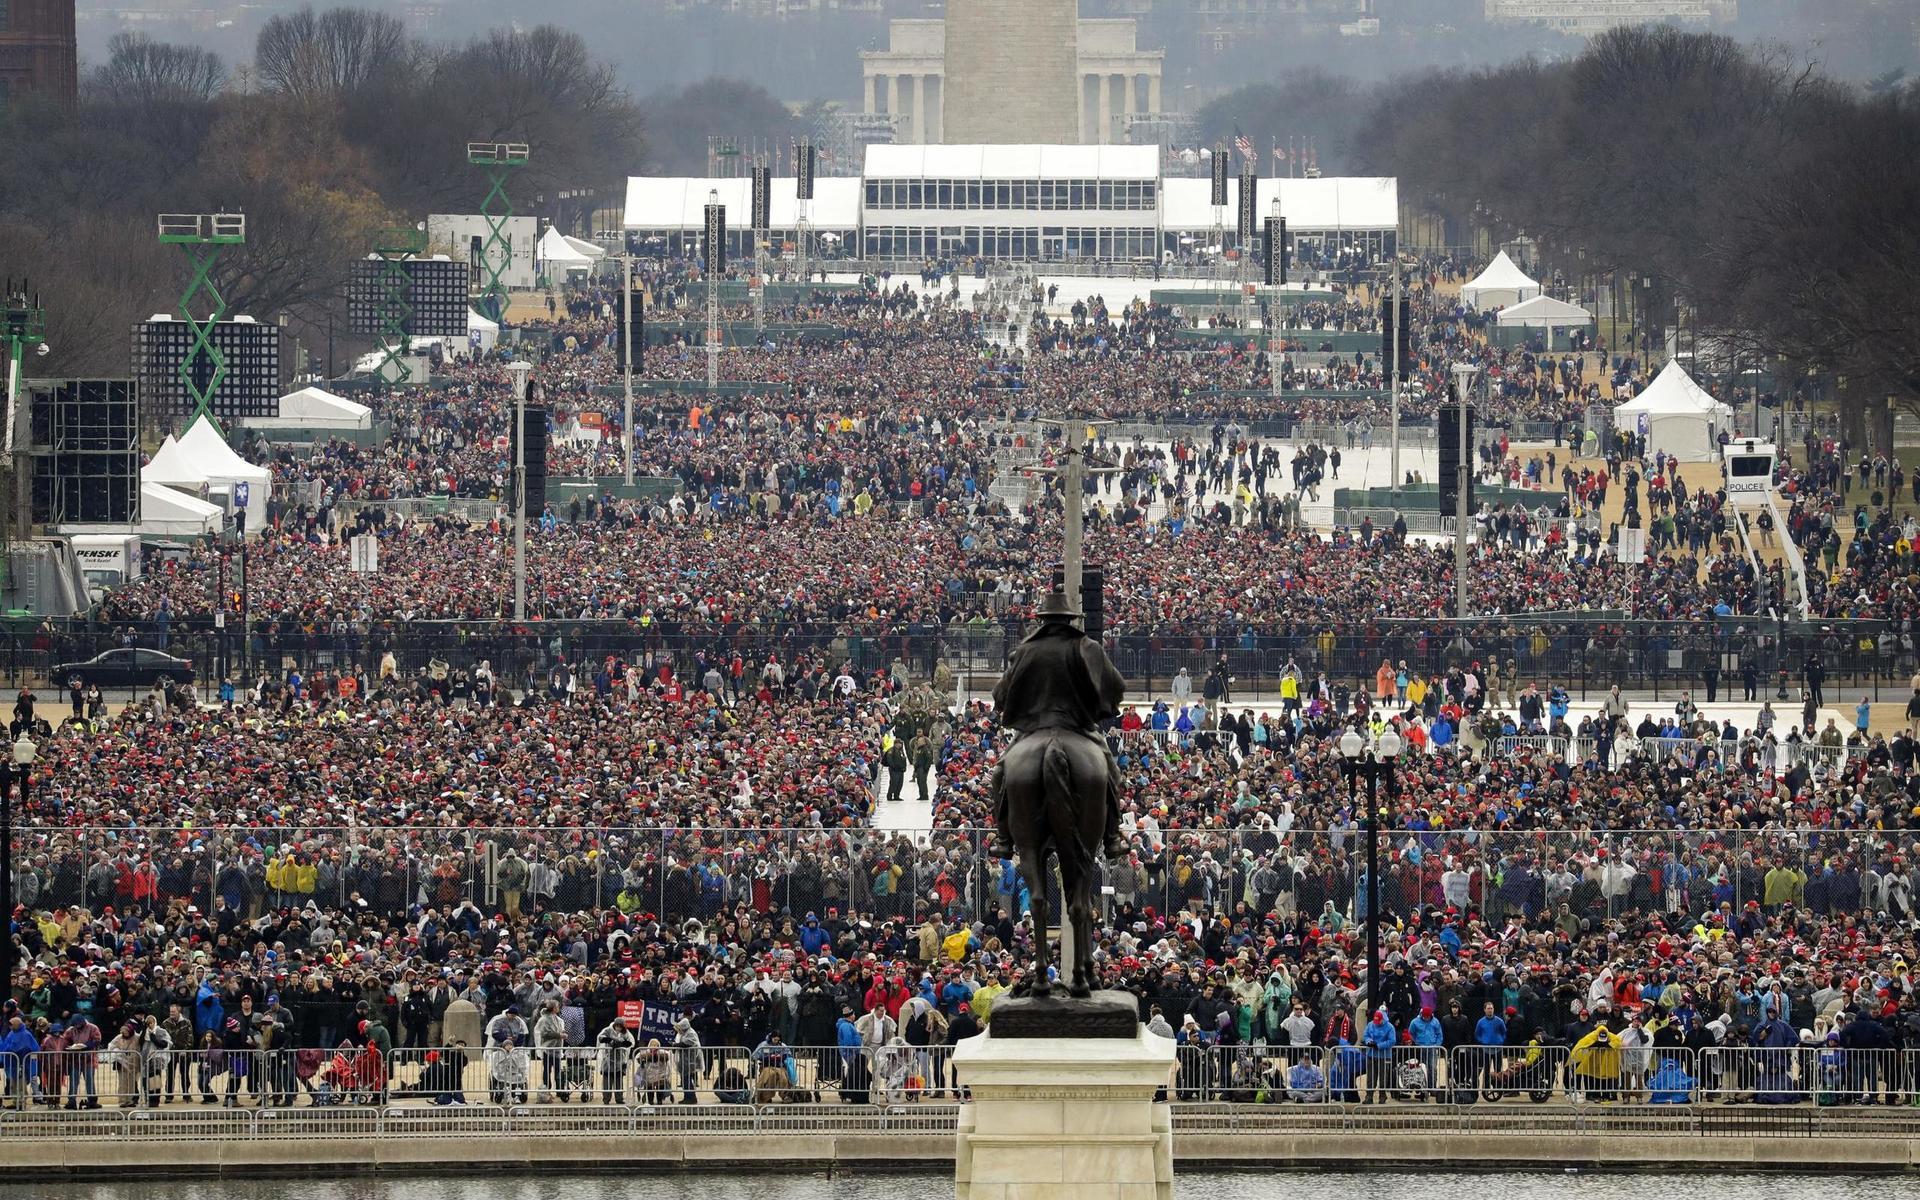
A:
[1409,1015,1444,1046]
[1361,1017,1396,1058]
[0,1027,38,1077]
[835,1017,862,1050]
[1474,1015,1508,1046]
[799,923,830,955]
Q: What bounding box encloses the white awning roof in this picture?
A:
[1161,176,1399,232]
[138,480,224,536]
[623,176,862,231]
[861,143,1160,180]
[1494,294,1593,327]
[271,386,373,428]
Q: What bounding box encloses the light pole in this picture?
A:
[3,283,48,541]
[507,359,533,621]
[621,253,635,486]
[705,187,721,392]
[1389,252,1404,491]
[3,730,36,987]
[1449,360,1479,619]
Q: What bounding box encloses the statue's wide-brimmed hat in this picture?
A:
[1037,591,1082,618]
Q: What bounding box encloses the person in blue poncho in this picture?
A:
[1286,1055,1326,1102]
[1647,1055,1696,1104]
[1749,1014,1802,1103]
[1328,1038,1364,1104]
[1,1015,39,1105]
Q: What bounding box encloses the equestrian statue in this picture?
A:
[988,590,1127,999]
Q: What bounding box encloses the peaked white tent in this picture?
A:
[538,226,596,275]
[1461,251,1541,312]
[468,306,500,354]
[143,416,274,534]
[1613,361,1736,463]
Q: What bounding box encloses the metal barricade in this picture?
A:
[1638,737,1702,765]
[1705,1046,1914,1106]
[1496,734,1570,763]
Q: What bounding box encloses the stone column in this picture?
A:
[1083,74,1097,142]
[927,74,942,143]
[1095,73,1111,143]
[864,72,877,115]
[1147,73,1161,116]
[888,73,901,124]
[912,72,926,143]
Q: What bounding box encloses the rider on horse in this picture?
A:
[987,591,1128,861]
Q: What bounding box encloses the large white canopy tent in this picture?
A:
[1613,361,1736,463]
[1461,251,1541,312]
[1494,293,1592,330]
[142,417,274,534]
[239,386,373,432]
[1493,293,1594,349]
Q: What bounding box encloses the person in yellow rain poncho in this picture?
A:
[1567,1022,1623,1102]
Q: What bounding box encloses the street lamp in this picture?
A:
[1339,723,1400,1023]
[507,359,533,622]
[1337,725,1372,1016]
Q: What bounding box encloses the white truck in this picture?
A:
[69,534,143,596]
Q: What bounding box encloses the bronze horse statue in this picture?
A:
[998,731,1110,997]
[989,592,1127,1000]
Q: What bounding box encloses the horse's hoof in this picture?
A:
[1068,985,1092,1000]
[1030,986,1051,1000]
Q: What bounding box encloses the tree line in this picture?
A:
[1,8,644,379]
[1349,25,1920,450]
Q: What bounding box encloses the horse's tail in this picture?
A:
[1042,738,1073,812]
[1041,738,1083,859]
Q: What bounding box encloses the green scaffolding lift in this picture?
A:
[157,213,246,428]
[371,227,428,388]
[466,141,529,325]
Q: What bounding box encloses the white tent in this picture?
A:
[1461,251,1541,312]
[1613,361,1736,463]
[239,386,372,432]
[538,226,595,275]
[1494,293,1592,330]
[136,480,225,537]
[143,417,274,534]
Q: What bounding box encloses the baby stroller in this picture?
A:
[314,1045,374,1106]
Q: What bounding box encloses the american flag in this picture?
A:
[1233,127,1255,162]
[1272,146,1288,162]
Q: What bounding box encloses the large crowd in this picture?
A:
[8,257,1920,1115]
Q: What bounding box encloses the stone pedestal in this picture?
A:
[951,1014,1175,1200]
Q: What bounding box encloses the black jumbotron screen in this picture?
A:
[348,258,472,337]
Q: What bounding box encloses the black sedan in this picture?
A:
[51,647,197,689]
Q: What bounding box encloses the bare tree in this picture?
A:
[255,7,417,101]
[90,32,227,107]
